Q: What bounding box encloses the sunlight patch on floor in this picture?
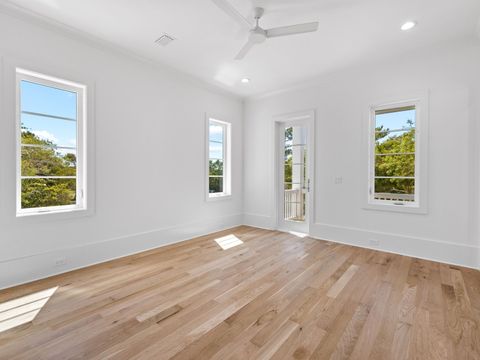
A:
[0,286,58,333]
[215,234,244,250]
[289,231,308,238]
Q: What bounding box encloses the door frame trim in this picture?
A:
[272,109,315,234]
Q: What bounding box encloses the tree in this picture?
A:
[209,159,223,192]
[284,127,307,189]
[21,129,77,208]
[284,127,293,187]
[374,119,415,195]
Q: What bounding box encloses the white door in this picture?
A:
[277,115,313,234]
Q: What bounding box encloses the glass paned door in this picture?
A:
[282,124,309,231]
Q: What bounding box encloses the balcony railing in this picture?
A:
[284,190,414,221]
[374,193,415,202]
[284,189,304,221]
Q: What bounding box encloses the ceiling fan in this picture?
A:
[212,0,319,60]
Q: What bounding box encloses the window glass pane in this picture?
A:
[208,119,230,197]
[372,104,417,205]
[375,107,415,131]
[209,141,223,160]
[21,178,76,209]
[291,164,305,185]
[284,125,306,190]
[284,158,292,186]
[19,76,80,212]
[283,188,305,221]
[284,145,292,160]
[21,147,76,176]
[374,178,415,202]
[375,129,415,154]
[290,126,307,146]
[21,113,77,148]
[21,80,77,119]
[375,154,415,177]
[209,159,223,176]
[209,123,223,142]
[285,126,293,147]
[209,177,223,193]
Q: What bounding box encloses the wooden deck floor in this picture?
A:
[0,226,479,359]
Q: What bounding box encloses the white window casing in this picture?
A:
[206,117,232,200]
[365,94,429,214]
[16,68,88,217]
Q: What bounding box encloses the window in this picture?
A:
[368,99,426,211]
[207,118,231,199]
[16,69,86,216]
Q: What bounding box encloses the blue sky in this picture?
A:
[19,80,412,158]
[20,81,77,149]
[209,124,223,159]
[376,109,415,130]
[376,108,415,142]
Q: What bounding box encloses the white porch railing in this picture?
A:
[284,189,304,221]
[374,193,414,202]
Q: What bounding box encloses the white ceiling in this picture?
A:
[4,0,480,97]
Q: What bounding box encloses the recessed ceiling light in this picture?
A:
[401,21,417,31]
[241,78,250,84]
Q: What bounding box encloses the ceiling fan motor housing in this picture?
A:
[254,7,265,19]
[211,1,319,60]
[249,7,267,43]
[250,27,267,43]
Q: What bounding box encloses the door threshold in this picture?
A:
[277,228,310,238]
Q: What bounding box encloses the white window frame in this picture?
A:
[16,68,87,217]
[365,96,428,214]
[206,117,231,200]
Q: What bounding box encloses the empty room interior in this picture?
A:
[1,0,480,359]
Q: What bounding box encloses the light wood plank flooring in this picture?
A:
[0,226,479,359]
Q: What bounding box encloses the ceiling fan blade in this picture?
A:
[211,0,253,30]
[235,40,255,60]
[266,22,319,38]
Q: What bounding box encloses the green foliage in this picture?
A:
[209,159,223,193]
[284,156,292,187]
[22,178,76,209]
[283,127,308,189]
[374,124,415,195]
[209,177,223,193]
[284,127,293,187]
[21,130,76,208]
[209,159,223,176]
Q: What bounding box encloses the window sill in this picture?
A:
[16,206,93,222]
[206,193,232,202]
[363,201,427,214]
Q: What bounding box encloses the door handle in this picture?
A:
[304,179,310,192]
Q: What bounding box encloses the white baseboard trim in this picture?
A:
[310,222,479,269]
[0,213,243,290]
[3,213,478,290]
[242,213,479,269]
[243,212,275,230]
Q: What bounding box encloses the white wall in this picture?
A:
[1,9,479,291]
[473,71,480,269]
[0,10,244,289]
[244,38,480,268]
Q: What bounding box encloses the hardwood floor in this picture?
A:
[0,226,479,359]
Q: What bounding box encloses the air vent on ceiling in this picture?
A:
[155,33,176,47]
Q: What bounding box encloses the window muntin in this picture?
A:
[17,70,86,215]
[208,119,230,198]
[371,104,417,205]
